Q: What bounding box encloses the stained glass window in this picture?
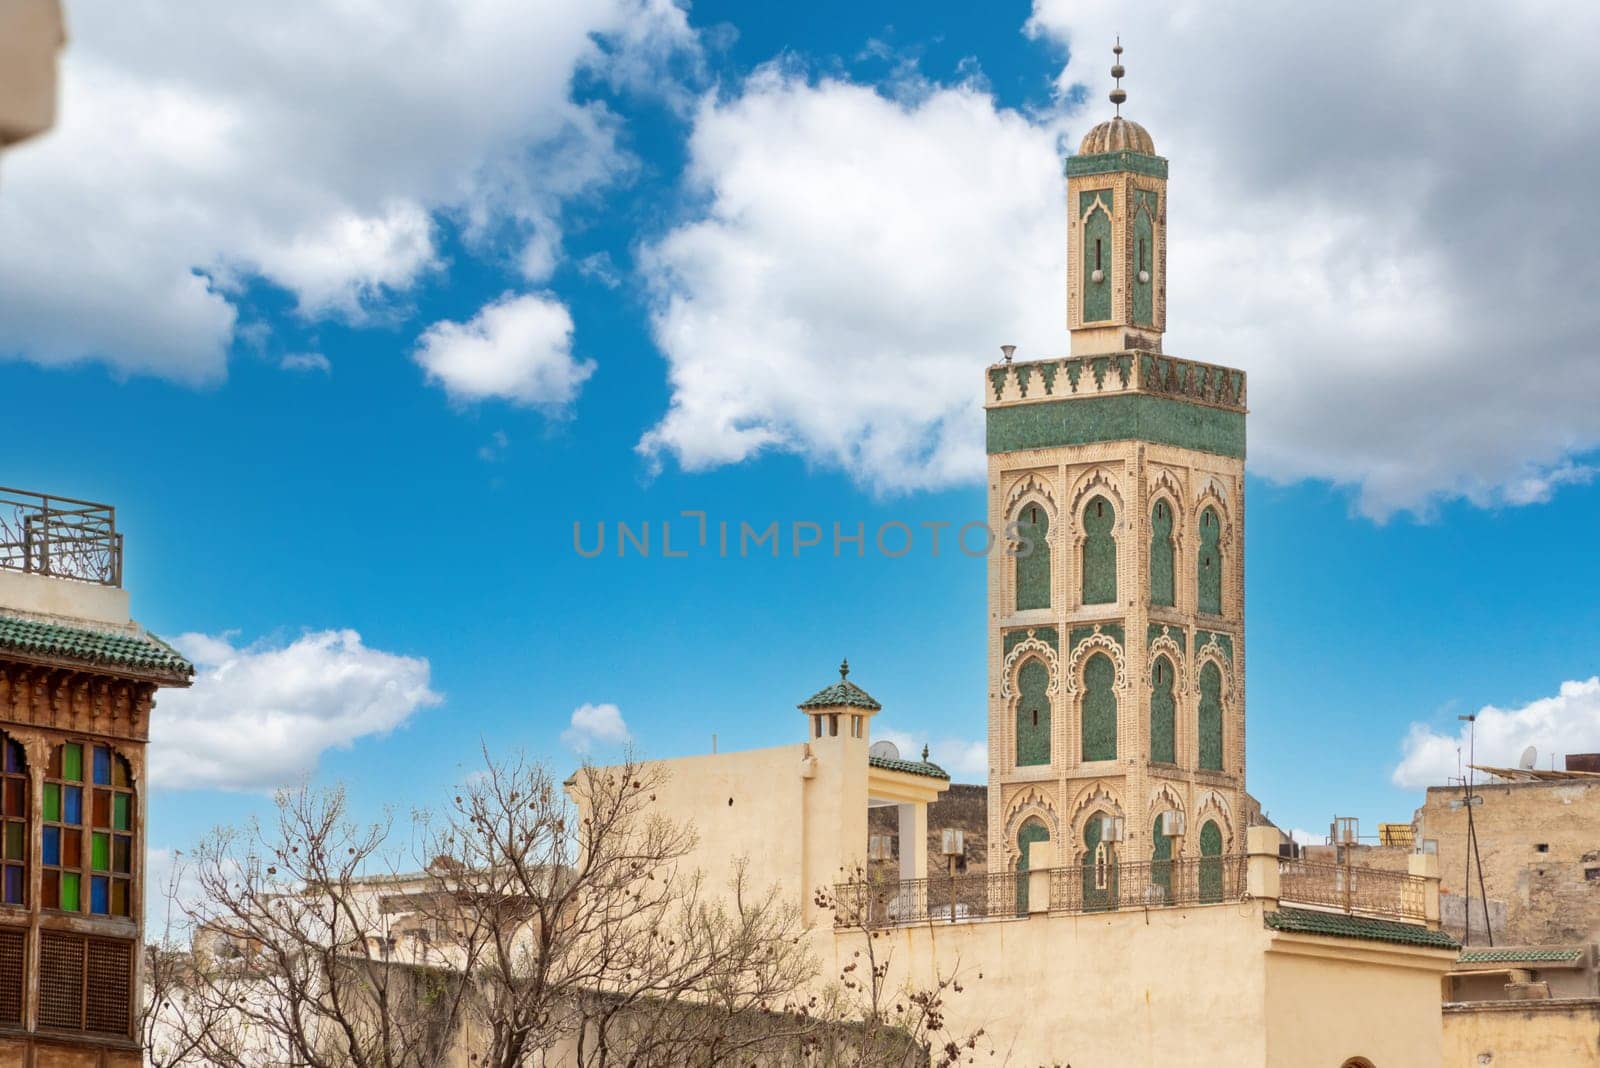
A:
[0,734,27,907]
[44,742,134,917]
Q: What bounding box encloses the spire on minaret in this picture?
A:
[1110,39,1127,116]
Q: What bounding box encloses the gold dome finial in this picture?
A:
[1110,38,1127,117]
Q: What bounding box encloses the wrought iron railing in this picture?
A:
[831,871,1024,928]
[1048,854,1247,913]
[833,855,1248,929]
[0,487,122,587]
[1277,857,1427,922]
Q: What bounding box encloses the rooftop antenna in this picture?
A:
[1110,39,1127,117]
[1519,745,1538,771]
[1458,712,1493,946]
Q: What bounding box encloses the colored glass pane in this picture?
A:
[42,870,58,908]
[64,786,82,825]
[47,746,61,778]
[2,866,20,905]
[93,746,111,785]
[42,826,59,866]
[111,880,128,917]
[113,837,130,874]
[91,876,109,915]
[113,794,129,831]
[63,829,81,868]
[3,823,20,861]
[3,780,20,817]
[92,833,109,872]
[92,791,110,829]
[63,743,83,782]
[61,872,80,912]
[43,782,60,822]
[2,739,19,773]
[112,756,129,788]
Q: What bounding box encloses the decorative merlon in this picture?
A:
[985,351,1247,413]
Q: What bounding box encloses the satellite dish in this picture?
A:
[1519,745,1538,770]
[869,740,900,761]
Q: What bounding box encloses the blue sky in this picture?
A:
[4,0,1600,861]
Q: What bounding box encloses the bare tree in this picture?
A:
[173,784,472,1068]
[420,749,819,1068]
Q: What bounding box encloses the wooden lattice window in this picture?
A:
[0,734,27,905]
[38,931,132,1035]
[43,742,135,916]
[0,925,23,1025]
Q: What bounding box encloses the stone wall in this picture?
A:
[1443,999,1600,1067]
[1416,780,1600,945]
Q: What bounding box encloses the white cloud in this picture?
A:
[150,629,441,792]
[280,352,332,374]
[414,292,595,407]
[1288,828,1323,848]
[562,702,632,753]
[0,0,695,382]
[874,727,988,781]
[638,66,1067,493]
[1392,677,1600,789]
[642,4,1600,516]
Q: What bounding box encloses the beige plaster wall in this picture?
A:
[826,901,1273,1068]
[1263,940,1449,1068]
[0,569,131,626]
[1443,999,1600,1067]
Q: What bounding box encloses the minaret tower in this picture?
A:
[983,43,1249,885]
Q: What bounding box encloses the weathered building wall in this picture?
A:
[1416,780,1600,944]
[1443,999,1600,1067]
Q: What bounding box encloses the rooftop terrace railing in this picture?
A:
[1276,856,1427,923]
[833,852,1430,930]
[0,486,122,587]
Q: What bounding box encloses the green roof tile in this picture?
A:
[869,754,949,780]
[0,614,193,682]
[1265,907,1459,951]
[798,659,881,711]
[1458,947,1583,964]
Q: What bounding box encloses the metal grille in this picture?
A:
[1049,855,1247,913]
[1277,857,1427,921]
[85,937,132,1035]
[832,871,1024,928]
[38,931,84,1030]
[0,486,122,587]
[0,925,23,1024]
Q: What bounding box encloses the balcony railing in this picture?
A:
[1048,854,1247,913]
[1277,857,1427,922]
[0,487,122,587]
[832,854,1248,930]
[831,871,1024,928]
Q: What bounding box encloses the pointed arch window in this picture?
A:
[1015,817,1050,913]
[1082,813,1118,911]
[43,742,134,917]
[1149,499,1175,607]
[1081,496,1117,605]
[1016,658,1051,767]
[1198,506,1223,615]
[1151,815,1173,901]
[1014,503,1051,611]
[1081,193,1113,322]
[1133,193,1157,326]
[1199,820,1224,903]
[1150,655,1176,764]
[1081,652,1118,762]
[0,734,27,906]
[1198,661,1224,772]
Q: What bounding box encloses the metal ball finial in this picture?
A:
[1110,37,1127,117]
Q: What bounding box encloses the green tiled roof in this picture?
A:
[798,659,881,711]
[869,754,949,780]
[1459,947,1583,964]
[0,613,194,682]
[1265,907,1460,951]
